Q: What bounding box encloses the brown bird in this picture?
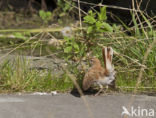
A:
[82,47,115,96]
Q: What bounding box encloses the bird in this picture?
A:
[82,47,115,96]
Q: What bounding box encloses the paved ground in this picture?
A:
[0,93,156,118]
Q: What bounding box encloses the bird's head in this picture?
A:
[90,57,101,65]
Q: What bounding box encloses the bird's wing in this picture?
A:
[82,69,98,91]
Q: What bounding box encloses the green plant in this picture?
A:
[0,57,74,93]
[83,6,113,38]
[57,0,74,17]
[63,37,86,60]
[39,10,52,24]
[56,0,76,24]
[62,6,114,61]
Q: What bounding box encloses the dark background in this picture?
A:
[0,0,155,24]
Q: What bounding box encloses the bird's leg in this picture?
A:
[95,84,103,96]
[103,85,109,95]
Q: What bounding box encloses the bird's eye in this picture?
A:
[90,59,94,64]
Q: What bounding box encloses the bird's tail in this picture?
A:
[102,46,114,72]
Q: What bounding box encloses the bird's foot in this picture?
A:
[94,88,103,96]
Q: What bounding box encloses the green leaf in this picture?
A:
[84,15,96,24]
[73,43,79,51]
[98,6,107,21]
[87,26,93,34]
[59,13,66,17]
[96,21,103,29]
[102,22,113,32]
[39,10,44,16]
[88,10,95,17]
[13,32,26,40]
[39,10,46,20]
[67,55,72,59]
[46,12,52,18]
[64,3,70,12]
[64,46,72,53]
[64,37,70,41]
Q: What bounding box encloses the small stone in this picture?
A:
[51,91,57,96]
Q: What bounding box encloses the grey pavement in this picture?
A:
[0,93,156,118]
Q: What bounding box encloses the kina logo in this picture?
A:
[121,106,155,117]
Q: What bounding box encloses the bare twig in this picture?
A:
[60,64,95,118]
